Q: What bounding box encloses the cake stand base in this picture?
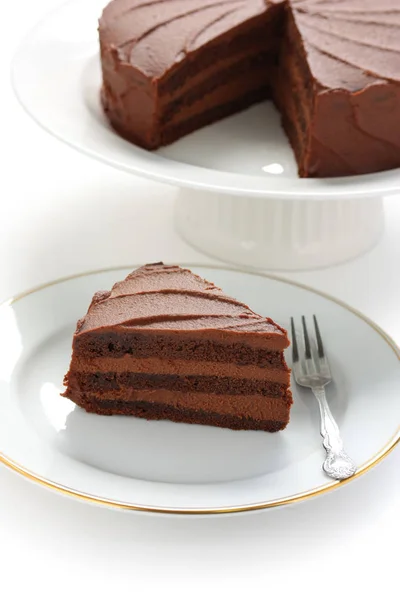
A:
[174,190,385,271]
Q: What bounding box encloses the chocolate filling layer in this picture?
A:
[69,357,290,384]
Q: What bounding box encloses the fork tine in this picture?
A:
[301,316,312,359]
[290,317,299,362]
[313,314,324,359]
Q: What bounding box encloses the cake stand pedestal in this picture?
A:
[175,191,385,271]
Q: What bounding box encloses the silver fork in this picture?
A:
[290,315,356,480]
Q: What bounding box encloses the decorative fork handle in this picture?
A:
[312,386,357,480]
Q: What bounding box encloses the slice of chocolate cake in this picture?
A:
[62,264,292,432]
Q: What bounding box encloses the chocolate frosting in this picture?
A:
[100,0,400,88]
[289,0,400,89]
[77,263,287,339]
[99,0,268,78]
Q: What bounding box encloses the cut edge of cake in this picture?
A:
[99,0,400,178]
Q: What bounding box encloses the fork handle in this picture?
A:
[312,386,356,480]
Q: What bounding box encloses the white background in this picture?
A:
[1,1,399,597]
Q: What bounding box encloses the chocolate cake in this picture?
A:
[99,0,400,178]
[62,264,292,432]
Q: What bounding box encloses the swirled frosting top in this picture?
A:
[99,0,400,89]
[288,0,400,89]
[99,0,270,78]
[76,263,287,337]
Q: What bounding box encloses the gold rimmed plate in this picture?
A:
[1,265,399,515]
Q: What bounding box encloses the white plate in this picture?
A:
[0,265,399,514]
[11,0,400,200]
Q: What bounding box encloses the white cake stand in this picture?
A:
[11,0,400,270]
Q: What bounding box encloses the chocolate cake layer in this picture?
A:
[99,0,400,177]
[63,264,292,432]
[80,320,288,347]
[72,398,288,433]
[74,332,285,367]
